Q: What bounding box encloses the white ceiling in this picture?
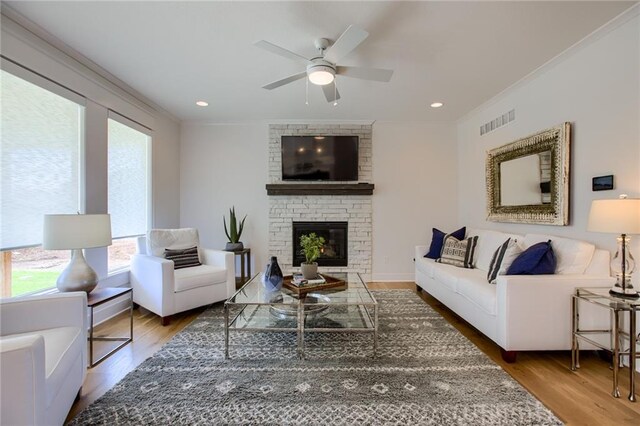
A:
[5,1,635,122]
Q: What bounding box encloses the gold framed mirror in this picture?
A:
[486,122,571,225]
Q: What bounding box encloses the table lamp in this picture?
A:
[588,195,640,298]
[43,214,112,293]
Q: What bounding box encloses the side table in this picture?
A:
[87,287,133,367]
[571,287,639,401]
[228,248,251,288]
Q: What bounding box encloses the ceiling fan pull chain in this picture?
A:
[305,77,309,106]
[333,81,338,106]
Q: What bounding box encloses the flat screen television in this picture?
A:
[281,135,359,181]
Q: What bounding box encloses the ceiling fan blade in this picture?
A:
[322,82,341,103]
[254,40,309,63]
[262,72,307,90]
[336,66,393,82]
[323,25,369,64]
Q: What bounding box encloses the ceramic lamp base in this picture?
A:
[57,249,98,294]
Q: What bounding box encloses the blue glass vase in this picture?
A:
[262,256,284,291]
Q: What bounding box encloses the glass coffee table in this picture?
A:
[224,272,378,359]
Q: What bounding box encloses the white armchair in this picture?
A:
[0,292,87,426]
[130,228,235,325]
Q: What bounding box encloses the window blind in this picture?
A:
[108,117,151,239]
[0,69,83,251]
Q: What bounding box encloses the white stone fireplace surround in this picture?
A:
[268,124,373,280]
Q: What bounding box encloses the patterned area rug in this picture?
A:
[69,290,562,425]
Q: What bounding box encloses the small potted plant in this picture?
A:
[299,232,325,279]
[223,207,247,251]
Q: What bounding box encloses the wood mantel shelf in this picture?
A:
[266,183,374,196]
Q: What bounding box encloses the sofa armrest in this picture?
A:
[130,254,175,317]
[0,334,46,425]
[201,248,236,297]
[415,245,428,260]
[496,274,614,350]
[0,292,87,337]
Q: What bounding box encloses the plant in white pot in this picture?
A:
[223,206,247,251]
[299,232,325,279]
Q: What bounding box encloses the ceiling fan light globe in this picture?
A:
[308,70,335,86]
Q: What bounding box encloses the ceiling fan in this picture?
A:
[255,25,394,103]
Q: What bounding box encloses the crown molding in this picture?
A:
[181,118,377,126]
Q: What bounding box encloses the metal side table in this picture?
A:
[571,287,639,401]
[87,287,133,367]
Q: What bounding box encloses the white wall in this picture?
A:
[372,122,458,281]
[456,12,640,281]
[180,121,458,281]
[180,124,270,274]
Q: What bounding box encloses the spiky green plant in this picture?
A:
[300,233,325,264]
[223,207,247,243]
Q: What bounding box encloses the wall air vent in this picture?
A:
[480,109,515,136]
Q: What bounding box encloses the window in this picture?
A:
[0,68,84,297]
[107,116,151,272]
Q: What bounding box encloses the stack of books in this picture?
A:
[291,273,326,287]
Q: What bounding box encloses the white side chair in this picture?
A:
[130,228,235,325]
[0,292,88,426]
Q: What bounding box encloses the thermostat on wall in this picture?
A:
[592,175,614,191]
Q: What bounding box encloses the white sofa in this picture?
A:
[415,228,613,361]
[130,228,235,325]
[0,292,87,426]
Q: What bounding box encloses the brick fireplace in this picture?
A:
[267,123,373,280]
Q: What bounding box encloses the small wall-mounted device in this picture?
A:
[592,175,614,191]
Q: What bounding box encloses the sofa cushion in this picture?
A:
[164,246,202,270]
[431,262,483,292]
[468,228,524,271]
[415,257,436,279]
[425,227,466,259]
[457,274,497,316]
[437,235,478,268]
[524,234,595,275]
[5,326,83,407]
[174,264,227,292]
[147,228,200,258]
[487,238,523,284]
[507,241,556,275]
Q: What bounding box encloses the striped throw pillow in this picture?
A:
[164,246,202,270]
[487,238,522,284]
[436,234,478,269]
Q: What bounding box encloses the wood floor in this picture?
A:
[68,282,640,425]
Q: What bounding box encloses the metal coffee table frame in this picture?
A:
[224,273,378,359]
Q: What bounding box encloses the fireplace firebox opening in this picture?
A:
[292,221,348,267]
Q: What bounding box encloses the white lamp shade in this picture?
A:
[43,214,112,249]
[588,199,640,234]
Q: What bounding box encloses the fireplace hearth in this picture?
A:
[292,222,348,267]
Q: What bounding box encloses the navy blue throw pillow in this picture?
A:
[425,227,466,259]
[506,240,556,275]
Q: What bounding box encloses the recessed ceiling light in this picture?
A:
[196,101,209,107]
[314,136,325,140]
[430,102,444,108]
